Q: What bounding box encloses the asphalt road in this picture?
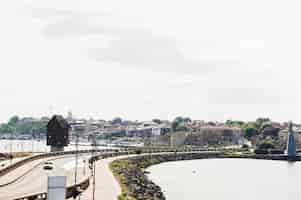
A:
[0,153,92,200]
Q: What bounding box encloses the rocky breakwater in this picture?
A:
[110,152,221,200]
[110,150,301,200]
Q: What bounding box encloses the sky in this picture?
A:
[1,0,301,123]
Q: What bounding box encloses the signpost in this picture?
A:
[47,176,66,200]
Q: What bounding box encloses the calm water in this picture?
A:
[0,139,111,153]
[148,159,301,200]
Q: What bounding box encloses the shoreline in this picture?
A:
[110,152,301,200]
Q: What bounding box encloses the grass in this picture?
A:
[110,159,136,200]
[12,152,32,158]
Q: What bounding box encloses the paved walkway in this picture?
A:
[79,152,206,200]
[80,155,134,200]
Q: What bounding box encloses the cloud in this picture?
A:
[209,87,300,105]
[85,29,240,74]
[26,6,238,75]
[87,36,207,74]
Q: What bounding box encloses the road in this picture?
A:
[0,153,91,200]
[0,157,28,170]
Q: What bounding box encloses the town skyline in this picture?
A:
[0,112,297,125]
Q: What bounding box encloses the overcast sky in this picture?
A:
[1,0,301,123]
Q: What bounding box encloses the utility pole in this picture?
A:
[149,132,153,160]
[83,159,86,176]
[10,130,13,165]
[91,134,97,200]
[74,130,79,200]
[93,156,96,200]
[31,129,35,153]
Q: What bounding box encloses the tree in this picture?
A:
[174,117,184,123]
[225,120,244,127]
[183,117,192,123]
[171,121,179,132]
[255,117,270,128]
[112,117,122,125]
[8,116,19,126]
[152,119,162,124]
[242,122,258,140]
[0,124,13,133]
[171,116,190,132]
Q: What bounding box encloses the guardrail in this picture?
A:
[0,146,239,179]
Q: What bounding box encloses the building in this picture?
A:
[184,126,243,146]
[126,123,171,138]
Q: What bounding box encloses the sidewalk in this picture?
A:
[80,155,134,200]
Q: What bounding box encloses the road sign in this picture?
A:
[47,176,66,200]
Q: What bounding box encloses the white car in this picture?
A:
[43,161,54,170]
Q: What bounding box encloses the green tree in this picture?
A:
[183,117,191,123]
[171,121,179,132]
[8,116,19,126]
[255,117,270,128]
[242,122,258,140]
[174,117,184,123]
[225,120,244,127]
[171,116,190,132]
[0,124,13,133]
